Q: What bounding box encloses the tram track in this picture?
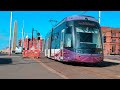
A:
[76,67,120,79]
[67,62,120,78]
[35,55,120,79]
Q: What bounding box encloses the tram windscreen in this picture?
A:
[74,20,102,54]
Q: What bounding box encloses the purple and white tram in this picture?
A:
[45,15,104,63]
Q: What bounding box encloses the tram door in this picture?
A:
[60,29,65,60]
[45,38,48,57]
[48,37,51,58]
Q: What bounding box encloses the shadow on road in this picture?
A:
[0,58,12,65]
[61,61,120,67]
[37,54,120,67]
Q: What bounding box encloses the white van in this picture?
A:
[15,46,22,54]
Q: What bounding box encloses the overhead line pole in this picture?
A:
[49,19,57,57]
[99,11,101,24]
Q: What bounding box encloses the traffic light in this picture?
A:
[37,32,40,36]
[37,32,40,40]
[28,38,31,41]
[38,36,40,40]
[104,36,106,43]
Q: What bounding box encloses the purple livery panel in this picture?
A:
[53,49,103,63]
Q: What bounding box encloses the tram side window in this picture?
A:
[65,26,72,47]
[48,37,51,49]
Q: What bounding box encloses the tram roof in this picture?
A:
[53,15,98,29]
[45,15,99,38]
[66,15,98,22]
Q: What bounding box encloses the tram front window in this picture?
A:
[75,20,102,54]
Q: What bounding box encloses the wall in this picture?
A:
[102,27,120,55]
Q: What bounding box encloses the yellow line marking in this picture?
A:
[34,59,69,79]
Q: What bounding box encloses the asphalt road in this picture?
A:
[0,53,8,56]
[0,53,120,79]
[0,54,62,79]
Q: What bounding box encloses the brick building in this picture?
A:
[101,26,120,55]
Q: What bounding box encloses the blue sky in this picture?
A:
[0,11,120,50]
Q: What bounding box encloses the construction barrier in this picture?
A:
[22,50,29,58]
[21,36,43,59]
[22,49,40,59]
[34,49,40,58]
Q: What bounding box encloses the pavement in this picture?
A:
[0,54,63,79]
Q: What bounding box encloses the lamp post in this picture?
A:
[9,12,12,56]
[32,28,40,46]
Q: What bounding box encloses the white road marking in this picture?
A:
[34,59,69,79]
[104,59,120,63]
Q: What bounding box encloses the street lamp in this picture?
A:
[32,28,40,46]
[9,12,12,56]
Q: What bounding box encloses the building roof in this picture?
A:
[101,26,120,33]
[101,26,110,30]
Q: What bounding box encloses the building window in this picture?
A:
[112,33,116,37]
[111,45,116,52]
[104,36,106,43]
[112,39,116,42]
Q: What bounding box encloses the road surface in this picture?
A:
[0,53,120,79]
[37,53,120,79]
[0,54,62,79]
